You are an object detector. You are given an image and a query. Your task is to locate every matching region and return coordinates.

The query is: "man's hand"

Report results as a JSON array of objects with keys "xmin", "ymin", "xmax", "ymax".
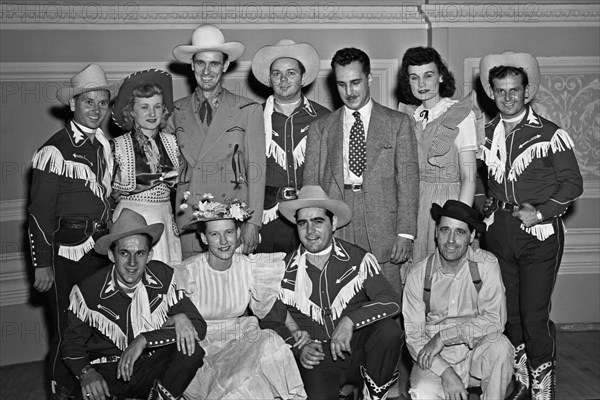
[
  {"xmin": 512, "ymin": 202, "xmax": 539, "ymax": 228},
  {"xmin": 33, "ymin": 267, "xmax": 54, "ymax": 292},
  {"xmin": 482, "ymin": 196, "xmax": 496, "ymax": 218},
  {"xmin": 390, "ymin": 236, "xmax": 413, "ymax": 264},
  {"xmin": 417, "ymin": 333, "xmax": 445, "ymax": 370},
  {"xmin": 240, "ymin": 223, "xmax": 260, "ymax": 254},
  {"xmin": 80, "ymin": 368, "xmax": 111, "ymax": 400},
  {"xmin": 330, "ymin": 316, "xmax": 353, "ymax": 361},
  {"xmin": 117, "ymin": 335, "xmax": 147, "ymax": 381},
  {"xmin": 170, "ymin": 313, "xmax": 199, "ymax": 356},
  {"xmin": 441, "ymin": 367, "xmax": 468, "ymax": 400},
  {"xmin": 299, "ymin": 341, "xmax": 325, "ymax": 369}
]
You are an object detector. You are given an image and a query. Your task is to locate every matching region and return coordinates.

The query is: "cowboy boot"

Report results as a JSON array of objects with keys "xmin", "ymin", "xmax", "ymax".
[
  {"xmin": 339, "ymin": 385, "xmax": 355, "ymax": 400},
  {"xmin": 531, "ymin": 361, "xmax": 555, "ymax": 400},
  {"xmin": 360, "ymin": 365, "xmax": 400, "ymax": 400},
  {"xmin": 147, "ymin": 380, "xmax": 177, "ymax": 400},
  {"xmin": 506, "ymin": 343, "xmax": 530, "ymax": 400}
]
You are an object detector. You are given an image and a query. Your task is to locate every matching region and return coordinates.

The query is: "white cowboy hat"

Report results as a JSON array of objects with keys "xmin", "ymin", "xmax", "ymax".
[
  {"xmin": 251, "ymin": 39, "xmax": 321, "ymax": 87},
  {"xmin": 479, "ymin": 51, "xmax": 540, "ymax": 102},
  {"xmin": 94, "ymin": 208, "xmax": 164, "ymax": 255},
  {"xmin": 172, "ymin": 24, "xmax": 244, "ymax": 63},
  {"xmin": 56, "ymin": 64, "xmax": 116, "ymax": 105},
  {"xmin": 279, "ymin": 185, "xmax": 352, "ymax": 228}
]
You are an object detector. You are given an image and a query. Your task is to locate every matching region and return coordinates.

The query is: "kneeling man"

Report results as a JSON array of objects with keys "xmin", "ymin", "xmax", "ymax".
[
  {"xmin": 403, "ymin": 200, "xmax": 513, "ymax": 399},
  {"xmin": 61, "ymin": 209, "xmax": 206, "ymax": 400},
  {"xmin": 262, "ymin": 185, "xmax": 403, "ymax": 399}
]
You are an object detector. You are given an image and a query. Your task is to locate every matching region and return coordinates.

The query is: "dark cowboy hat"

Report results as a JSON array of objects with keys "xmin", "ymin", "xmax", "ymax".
[
  {"xmin": 431, "ymin": 200, "xmax": 485, "ymax": 233},
  {"xmin": 94, "ymin": 209, "xmax": 164, "ymax": 255},
  {"xmin": 279, "ymin": 185, "xmax": 352, "ymax": 228}
]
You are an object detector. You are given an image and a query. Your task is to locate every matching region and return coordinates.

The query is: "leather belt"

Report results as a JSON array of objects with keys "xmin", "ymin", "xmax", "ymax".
[
  {"xmin": 60, "ymin": 219, "xmax": 110, "ymax": 233},
  {"xmin": 265, "ymin": 186, "xmax": 298, "ymax": 202},
  {"xmin": 344, "ymin": 184, "xmax": 363, "ymax": 192}
]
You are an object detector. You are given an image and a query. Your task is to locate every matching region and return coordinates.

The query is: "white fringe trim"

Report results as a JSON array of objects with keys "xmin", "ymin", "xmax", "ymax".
[
  {"xmin": 262, "ymin": 203, "xmax": 279, "ymax": 225},
  {"xmin": 267, "ymin": 139, "xmax": 287, "ymax": 170},
  {"xmin": 69, "ymin": 285, "xmax": 128, "ymax": 351},
  {"xmin": 293, "ymin": 136, "xmax": 306, "ymax": 168},
  {"xmin": 148, "ymin": 280, "xmax": 180, "ymax": 330},
  {"xmin": 330, "ymin": 253, "xmax": 380, "ymax": 320},
  {"xmin": 508, "ymin": 129, "xmax": 574, "ymax": 181},
  {"xmin": 58, "ymin": 236, "xmax": 95, "ymax": 262},
  {"xmin": 279, "ymin": 287, "xmax": 324, "ymax": 325},
  {"xmin": 522, "ymin": 223, "xmax": 555, "ymax": 241},
  {"xmin": 32, "ymin": 146, "xmax": 104, "ymax": 199}
]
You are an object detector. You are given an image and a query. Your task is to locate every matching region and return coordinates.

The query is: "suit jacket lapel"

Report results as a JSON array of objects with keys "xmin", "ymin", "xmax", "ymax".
[
  {"xmin": 365, "ymin": 102, "xmax": 388, "ymax": 180},
  {"xmin": 176, "ymin": 95, "xmax": 204, "ymax": 165},
  {"xmin": 197, "ymin": 89, "xmax": 236, "ymax": 160},
  {"xmin": 327, "ymin": 108, "xmax": 345, "ymax": 191}
]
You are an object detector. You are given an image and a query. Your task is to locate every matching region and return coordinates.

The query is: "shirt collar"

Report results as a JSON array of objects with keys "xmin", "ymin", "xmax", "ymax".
[
  {"xmin": 195, "ymin": 87, "xmax": 223, "ymax": 109},
  {"xmin": 344, "ymin": 99, "xmax": 372, "ymax": 121}
]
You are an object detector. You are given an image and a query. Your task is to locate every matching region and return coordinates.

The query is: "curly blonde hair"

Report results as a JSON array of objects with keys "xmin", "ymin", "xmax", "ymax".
[{"xmin": 120, "ymin": 83, "xmax": 172, "ymax": 131}]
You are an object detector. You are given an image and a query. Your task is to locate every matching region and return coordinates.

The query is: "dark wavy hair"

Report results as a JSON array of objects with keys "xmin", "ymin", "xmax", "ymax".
[
  {"xmin": 399, "ymin": 47, "xmax": 456, "ymax": 105},
  {"xmin": 488, "ymin": 66, "xmax": 529, "ymax": 91},
  {"xmin": 120, "ymin": 83, "xmax": 172, "ymax": 131},
  {"xmin": 331, "ymin": 47, "xmax": 371, "ymax": 76}
]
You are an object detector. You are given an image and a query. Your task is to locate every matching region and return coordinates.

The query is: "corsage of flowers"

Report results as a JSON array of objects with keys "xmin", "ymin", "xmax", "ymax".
[{"xmin": 180, "ymin": 192, "xmax": 252, "ymax": 223}]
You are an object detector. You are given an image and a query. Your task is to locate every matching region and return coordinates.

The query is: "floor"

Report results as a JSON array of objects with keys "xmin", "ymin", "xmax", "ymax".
[{"xmin": 1, "ymin": 331, "xmax": 598, "ymax": 399}]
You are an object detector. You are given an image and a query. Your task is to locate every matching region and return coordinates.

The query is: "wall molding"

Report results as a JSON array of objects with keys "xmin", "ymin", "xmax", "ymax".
[
  {"xmin": 1, "ymin": 3, "xmax": 598, "ymax": 30},
  {"xmin": 465, "ymin": 55, "xmax": 600, "ymax": 198}
]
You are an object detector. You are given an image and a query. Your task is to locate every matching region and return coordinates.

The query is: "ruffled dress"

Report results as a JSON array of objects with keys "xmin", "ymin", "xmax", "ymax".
[
  {"xmin": 172, "ymin": 252, "xmax": 306, "ymax": 400},
  {"xmin": 111, "ymin": 129, "xmax": 181, "ymax": 263},
  {"xmin": 410, "ymin": 98, "xmax": 478, "ymax": 263}
]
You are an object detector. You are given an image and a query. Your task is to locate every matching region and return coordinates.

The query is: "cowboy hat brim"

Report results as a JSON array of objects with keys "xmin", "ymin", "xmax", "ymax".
[
  {"xmin": 479, "ymin": 52, "xmax": 540, "ymax": 102},
  {"xmin": 279, "ymin": 198, "xmax": 352, "ymax": 228},
  {"xmin": 57, "ymin": 84, "xmax": 117, "ymax": 106},
  {"xmin": 94, "ymin": 223, "xmax": 164, "ymax": 255},
  {"xmin": 252, "ymin": 42, "xmax": 321, "ymax": 87},
  {"xmin": 173, "ymin": 42, "xmax": 245, "ymax": 63},
  {"xmin": 431, "ymin": 201, "xmax": 486, "ymax": 234},
  {"xmin": 111, "ymin": 69, "xmax": 174, "ymax": 130}
]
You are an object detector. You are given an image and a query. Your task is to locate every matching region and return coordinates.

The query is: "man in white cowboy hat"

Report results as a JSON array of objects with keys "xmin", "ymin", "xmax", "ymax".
[
  {"xmin": 403, "ymin": 200, "xmax": 513, "ymax": 400},
  {"xmin": 61, "ymin": 208, "xmax": 206, "ymax": 400},
  {"xmin": 28, "ymin": 63, "xmax": 116, "ymax": 399},
  {"xmin": 303, "ymin": 48, "xmax": 419, "ymax": 296},
  {"xmin": 261, "ymin": 185, "xmax": 403, "ymax": 400},
  {"xmin": 477, "ymin": 52, "xmax": 583, "ymax": 399},
  {"xmin": 168, "ymin": 24, "xmax": 265, "ymax": 259},
  {"xmin": 251, "ymin": 39, "xmax": 330, "ymax": 254}
]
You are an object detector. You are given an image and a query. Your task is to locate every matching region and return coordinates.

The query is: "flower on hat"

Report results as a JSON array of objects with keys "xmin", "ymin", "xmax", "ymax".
[{"xmin": 182, "ymin": 193, "xmax": 252, "ymax": 223}]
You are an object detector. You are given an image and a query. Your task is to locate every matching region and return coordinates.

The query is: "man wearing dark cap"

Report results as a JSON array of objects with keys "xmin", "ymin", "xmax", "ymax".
[
  {"xmin": 61, "ymin": 209, "xmax": 206, "ymax": 400},
  {"xmin": 403, "ymin": 200, "xmax": 513, "ymax": 400}
]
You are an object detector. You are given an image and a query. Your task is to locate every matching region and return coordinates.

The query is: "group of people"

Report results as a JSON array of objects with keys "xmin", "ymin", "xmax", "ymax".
[{"xmin": 28, "ymin": 22, "xmax": 583, "ymax": 400}]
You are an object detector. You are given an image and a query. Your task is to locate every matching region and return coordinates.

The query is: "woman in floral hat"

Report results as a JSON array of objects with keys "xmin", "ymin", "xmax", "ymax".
[
  {"xmin": 111, "ymin": 69, "xmax": 181, "ymax": 263},
  {"xmin": 172, "ymin": 195, "xmax": 307, "ymax": 399}
]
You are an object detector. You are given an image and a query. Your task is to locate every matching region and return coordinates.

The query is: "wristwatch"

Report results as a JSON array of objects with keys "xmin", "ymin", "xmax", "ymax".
[{"xmin": 536, "ymin": 210, "xmax": 543, "ymax": 222}]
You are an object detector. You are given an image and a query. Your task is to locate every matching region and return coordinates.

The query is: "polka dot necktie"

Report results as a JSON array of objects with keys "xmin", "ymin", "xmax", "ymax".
[{"xmin": 349, "ymin": 111, "xmax": 366, "ymax": 177}]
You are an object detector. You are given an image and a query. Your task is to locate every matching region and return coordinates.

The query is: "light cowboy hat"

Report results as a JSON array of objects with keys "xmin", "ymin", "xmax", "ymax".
[
  {"xmin": 251, "ymin": 39, "xmax": 321, "ymax": 87},
  {"xmin": 279, "ymin": 185, "xmax": 352, "ymax": 228},
  {"xmin": 173, "ymin": 24, "xmax": 245, "ymax": 63},
  {"xmin": 56, "ymin": 64, "xmax": 116, "ymax": 106},
  {"xmin": 112, "ymin": 69, "xmax": 174, "ymax": 130},
  {"xmin": 94, "ymin": 208, "xmax": 164, "ymax": 255},
  {"xmin": 479, "ymin": 51, "xmax": 540, "ymax": 103}
]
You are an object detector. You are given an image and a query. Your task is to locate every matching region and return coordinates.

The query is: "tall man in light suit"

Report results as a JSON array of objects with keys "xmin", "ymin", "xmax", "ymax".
[
  {"xmin": 303, "ymin": 47, "xmax": 419, "ymax": 294},
  {"xmin": 169, "ymin": 24, "xmax": 265, "ymax": 258}
]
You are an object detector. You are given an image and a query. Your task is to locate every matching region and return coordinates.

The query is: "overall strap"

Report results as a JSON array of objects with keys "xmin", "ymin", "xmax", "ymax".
[
  {"xmin": 468, "ymin": 259, "xmax": 482, "ymax": 293},
  {"xmin": 423, "ymin": 256, "xmax": 435, "ymax": 316}
]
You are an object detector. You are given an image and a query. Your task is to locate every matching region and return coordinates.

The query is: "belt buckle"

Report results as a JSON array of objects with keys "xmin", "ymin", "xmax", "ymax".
[
  {"xmin": 281, "ymin": 187, "xmax": 298, "ymax": 201},
  {"xmin": 350, "ymin": 184, "xmax": 362, "ymax": 192}
]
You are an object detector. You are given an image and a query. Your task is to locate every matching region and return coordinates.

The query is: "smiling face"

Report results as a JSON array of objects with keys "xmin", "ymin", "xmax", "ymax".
[
  {"xmin": 269, "ymin": 57, "xmax": 305, "ymax": 103},
  {"xmin": 435, "ymin": 216, "xmax": 475, "ymax": 268},
  {"xmin": 70, "ymin": 90, "xmax": 110, "ymax": 129},
  {"xmin": 296, "ymin": 207, "xmax": 338, "ymax": 253},
  {"xmin": 491, "ymin": 73, "xmax": 529, "ymax": 119},
  {"xmin": 200, "ymin": 219, "xmax": 241, "ymax": 263},
  {"xmin": 192, "ymin": 51, "xmax": 229, "ymax": 96},
  {"xmin": 334, "ymin": 61, "xmax": 372, "ymax": 111},
  {"xmin": 132, "ymin": 94, "xmax": 164, "ymax": 135},
  {"xmin": 108, "ymin": 234, "xmax": 153, "ymax": 289},
  {"xmin": 408, "ymin": 62, "xmax": 443, "ymax": 108}
]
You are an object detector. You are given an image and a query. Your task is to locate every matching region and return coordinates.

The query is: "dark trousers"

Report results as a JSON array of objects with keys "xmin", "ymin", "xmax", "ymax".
[
  {"xmin": 256, "ymin": 214, "xmax": 300, "ymax": 254},
  {"xmin": 74, "ymin": 345, "xmax": 205, "ymax": 399},
  {"xmin": 48, "ymin": 245, "xmax": 109, "ymax": 392},
  {"xmin": 299, "ymin": 318, "xmax": 402, "ymax": 400},
  {"xmin": 483, "ymin": 211, "xmax": 564, "ymax": 368}
]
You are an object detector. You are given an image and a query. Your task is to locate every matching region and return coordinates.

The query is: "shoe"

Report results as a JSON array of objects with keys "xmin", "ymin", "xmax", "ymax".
[
  {"xmin": 531, "ymin": 361, "xmax": 555, "ymax": 400},
  {"xmin": 506, "ymin": 343, "xmax": 530, "ymax": 400},
  {"xmin": 147, "ymin": 380, "xmax": 177, "ymax": 400},
  {"xmin": 360, "ymin": 365, "xmax": 399, "ymax": 400}
]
